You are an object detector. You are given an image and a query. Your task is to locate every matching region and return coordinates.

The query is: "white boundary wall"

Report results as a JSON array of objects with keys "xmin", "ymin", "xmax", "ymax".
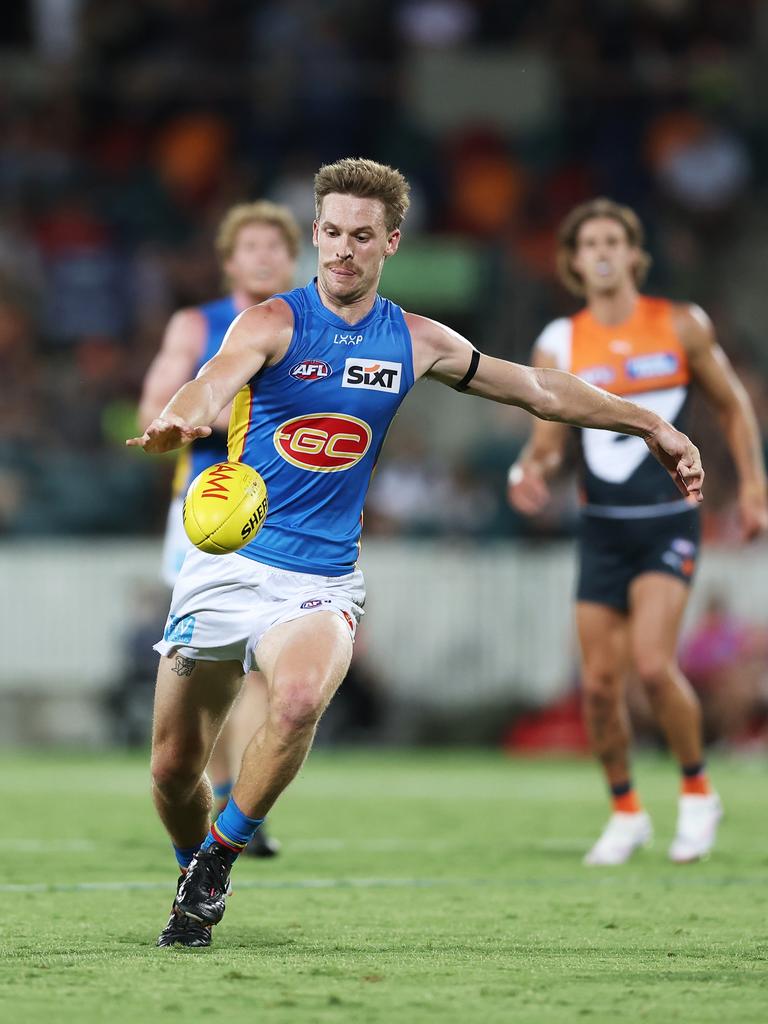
[
  {"xmin": 2, "ymin": 539, "xmax": 767, "ymax": 703},
  {"xmin": 0, "ymin": 538, "xmax": 766, "ymax": 748}
]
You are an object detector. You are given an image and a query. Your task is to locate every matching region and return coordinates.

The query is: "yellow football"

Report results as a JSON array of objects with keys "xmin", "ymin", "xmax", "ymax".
[{"xmin": 183, "ymin": 461, "xmax": 268, "ymax": 554}]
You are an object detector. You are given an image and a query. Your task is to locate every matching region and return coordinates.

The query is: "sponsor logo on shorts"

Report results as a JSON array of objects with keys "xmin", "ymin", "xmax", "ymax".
[
  {"xmin": 333, "ymin": 333, "xmax": 364, "ymax": 345},
  {"xmin": 671, "ymin": 538, "xmax": 695, "ymax": 557},
  {"xmin": 342, "ymin": 610, "xmax": 356, "ymax": 633},
  {"xmin": 625, "ymin": 352, "xmax": 679, "ymax": 379},
  {"xmin": 290, "ymin": 359, "xmax": 332, "ymax": 382},
  {"xmin": 273, "ymin": 413, "xmax": 372, "ymax": 472},
  {"xmin": 342, "ymin": 358, "xmax": 402, "ymax": 393},
  {"xmin": 164, "ymin": 614, "xmax": 196, "ymax": 643},
  {"xmin": 300, "ymin": 598, "xmax": 332, "ymax": 610},
  {"xmin": 662, "ymin": 549, "xmax": 696, "ymax": 577},
  {"xmin": 580, "ymin": 365, "xmax": 615, "ymax": 387}
]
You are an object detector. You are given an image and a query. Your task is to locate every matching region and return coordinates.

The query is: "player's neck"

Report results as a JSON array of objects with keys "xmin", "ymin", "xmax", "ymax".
[
  {"xmin": 585, "ymin": 285, "xmax": 639, "ymax": 326},
  {"xmin": 316, "ymin": 278, "xmax": 378, "ymax": 325}
]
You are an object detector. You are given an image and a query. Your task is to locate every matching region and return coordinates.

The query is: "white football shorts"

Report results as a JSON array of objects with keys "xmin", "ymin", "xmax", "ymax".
[
  {"xmin": 154, "ymin": 547, "xmax": 365, "ymax": 672},
  {"xmin": 160, "ymin": 495, "xmax": 192, "ymax": 588}
]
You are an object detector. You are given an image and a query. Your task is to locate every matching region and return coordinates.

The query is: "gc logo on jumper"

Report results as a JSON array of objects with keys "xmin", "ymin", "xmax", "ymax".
[{"xmin": 342, "ymin": 358, "xmax": 402, "ymax": 393}]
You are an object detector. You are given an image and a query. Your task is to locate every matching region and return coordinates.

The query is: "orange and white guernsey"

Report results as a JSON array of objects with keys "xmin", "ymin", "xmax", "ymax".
[{"xmin": 534, "ymin": 296, "xmax": 693, "ymax": 517}]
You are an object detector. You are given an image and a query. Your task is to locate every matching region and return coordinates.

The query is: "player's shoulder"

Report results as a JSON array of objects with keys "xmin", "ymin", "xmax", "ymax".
[
  {"xmin": 160, "ymin": 306, "xmax": 207, "ymax": 354},
  {"xmin": 402, "ymin": 310, "xmax": 463, "ymax": 350},
  {"xmin": 667, "ymin": 300, "xmax": 714, "ymax": 348},
  {"xmin": 167, "ymin": 305, "xmax": 207, "ymax": 330},
  {"xmin": 227, "ymin": 296, "xmax": 296, "ymax": 354},
  {"xmin": 533, "ymin": 317, "xmax": 572, "ymax": 369}
]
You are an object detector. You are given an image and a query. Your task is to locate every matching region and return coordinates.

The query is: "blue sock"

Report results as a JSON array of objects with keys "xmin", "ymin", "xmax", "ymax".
[
  {"xmin": 213, "ymin": 778, "xmax": 233, "ymax": 808},
  {"xmin": 202, "ymin": 796, "xmax": 264, "ymax": 857},
  {"xmin": 173, "ymin": 843, "xmax": 201, "ymax": 871}
]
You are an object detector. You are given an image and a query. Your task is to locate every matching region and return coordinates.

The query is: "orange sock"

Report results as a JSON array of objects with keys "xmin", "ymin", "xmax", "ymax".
[
  {"xmin": 681, "ymin": 773, "xmax": 711, "ymax": 796},
  {"xmin": 612, "ymin": 789, "xmax": 642, "ymax": 814}
]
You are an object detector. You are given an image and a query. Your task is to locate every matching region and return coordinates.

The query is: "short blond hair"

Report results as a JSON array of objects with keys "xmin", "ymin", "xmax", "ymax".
[
  {"xmin": 215, "ymin": 201, "xmax": 301, "ymax": 265},
  {"xmin": 557, "ymin": 197, "xmax": 652, "ymax": 296},
  {"xmin": 314, "ymin": 157, "xmax": 410, "ymax": 233}
]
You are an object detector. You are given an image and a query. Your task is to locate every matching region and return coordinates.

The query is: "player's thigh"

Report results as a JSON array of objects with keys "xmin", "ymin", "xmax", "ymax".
[
  {"xmin": 152, "ymin": 654, "xmax": 244, "ymax": 766},
  {"xmin": 256, "ymin": 611, "xmax": 354, "ymax": 720},
  {"xmin": 576, "ymin": 601, "xmax": 629, "ymax": 685},
  {"xmin": 628, "ymin": 572, "xmax": 690, "ymax": 667},
  {"xmin": 226, "ymin": 669, "xmax": 270, "ymax": 759}
]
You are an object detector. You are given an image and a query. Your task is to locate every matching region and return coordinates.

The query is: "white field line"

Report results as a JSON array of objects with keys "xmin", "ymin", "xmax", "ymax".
[
  {"xmin": 0, "ymin": 839, "xmax": 96, "ymax": 852},
  {"xmin": 0, "ymin": 873, "xmax": 761, "ymax": 895},
  {"xmin": 0, "ymin": 837, "xmax": 594, "ymax": 854},
  {"xmin": 0, "ymin": 877, "xmax": 493, "ymax": 894}
]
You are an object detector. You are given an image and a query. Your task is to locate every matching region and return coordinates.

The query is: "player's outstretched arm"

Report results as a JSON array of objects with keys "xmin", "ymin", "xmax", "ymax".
[
  {"xmin": 409, "ymin": 313, "xmax": 704, "ymax": 503},
  {"xmin": 675, "ymin": 304, "xmax": 767, "ymax": 539},
  {"xmin": 126, "ymin": 299, "xmax": 293, "ymax": 454}
]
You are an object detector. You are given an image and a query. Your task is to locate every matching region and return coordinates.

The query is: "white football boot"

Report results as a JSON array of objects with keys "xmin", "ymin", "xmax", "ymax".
[
  {"xmin": 669, "ymin": 793, "xmax": 723, "ymax": 863},
  {"xmin": 583, "ymin": 811, "xmax": 653, "ymax": 866}
]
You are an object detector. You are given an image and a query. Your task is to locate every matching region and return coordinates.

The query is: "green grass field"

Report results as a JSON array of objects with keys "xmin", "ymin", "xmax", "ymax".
[{"xmin": 1, "ymin": 750, "xmax": 766, "ymax": 1023}]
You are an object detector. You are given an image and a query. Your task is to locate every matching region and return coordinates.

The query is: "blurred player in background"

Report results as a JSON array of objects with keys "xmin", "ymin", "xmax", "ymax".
[
  {"xmin": 509, "ymin": 198, "xmax": 767, "ymax": 866},
  {"xmin": 137, "ymin": 200, "xmax": 300, "ymax": 856},
  {"xmin": 128, "ymin": 159, "xmax": 704, "ymax": 949}
]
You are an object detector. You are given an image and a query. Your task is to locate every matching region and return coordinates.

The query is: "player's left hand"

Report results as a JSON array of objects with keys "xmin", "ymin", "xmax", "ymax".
[
  {"xmin": 738, "ymin": 485, "xmax": 768, "ymax": 541},
  {"xmin": 645, "ymin": 423, "xmax": 704, "ymax": 502},
  {"xmin": 125, "ymin": 414, "xmax": 212, "ymax": 454}
]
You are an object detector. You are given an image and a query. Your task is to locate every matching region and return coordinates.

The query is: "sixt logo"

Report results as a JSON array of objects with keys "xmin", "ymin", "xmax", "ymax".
[
  {"xmin": 342, "ymin": 358, "xmax": 402, "ymax": 393},
  {"xmin": 201, "ymin": 462, "xmax": 238, "ymax": 500},
  {"xmin": 333, "ymin": 333, "xmax": 364, "ymax": 345},
  {"xmin": 290, "ymin": 359, "xmax": 332, "ymax": 382}
]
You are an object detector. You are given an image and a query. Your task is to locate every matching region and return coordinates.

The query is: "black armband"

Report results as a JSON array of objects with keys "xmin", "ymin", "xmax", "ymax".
[{"xmin": 454, "ymin": 349, "xmax": 480, "ymax": 391}]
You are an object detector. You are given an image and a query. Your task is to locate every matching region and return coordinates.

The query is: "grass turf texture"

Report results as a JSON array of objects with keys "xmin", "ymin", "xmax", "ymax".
[{"xmin": 1, "ymin": 750, "xmax": 766, "ymax": 1023}]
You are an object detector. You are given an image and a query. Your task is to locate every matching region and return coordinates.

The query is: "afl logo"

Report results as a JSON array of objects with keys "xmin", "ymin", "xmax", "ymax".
[
  {"xmin": 273, "ymin": 413, "xmax": 372, "ymax": 472},
  {"xmin": 290, "ymin": 359, "xmax": 332, "ymax": 382}
]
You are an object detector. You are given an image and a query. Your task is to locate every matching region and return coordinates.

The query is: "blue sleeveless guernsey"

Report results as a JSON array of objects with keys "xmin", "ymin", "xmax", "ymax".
[
  {"xmin": 172, "ymin": 296, "xmax": 238, "ymax": 496},
  {"xmin": 227, "ymin": 280, "xmax": 415, "ymax": 575}
]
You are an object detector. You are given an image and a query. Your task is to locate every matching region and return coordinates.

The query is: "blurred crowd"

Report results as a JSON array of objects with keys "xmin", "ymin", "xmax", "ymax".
[{"xmin": 1, "ymin": 0, "xmax": 768, "ymax": 541}]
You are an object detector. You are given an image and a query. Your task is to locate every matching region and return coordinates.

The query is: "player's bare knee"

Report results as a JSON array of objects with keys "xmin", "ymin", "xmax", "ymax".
[
  {"xmin": 635, "ymin": 657, "xmax": 674, "ymax": 698},
  {"xmin": 270, "ymin": 680, "xmax": 327, "ymax": 736},
  {"xmin": 151, "ymin": 746, "xmax": 205, "ymax": 800},
  {"xmin": 582, "ymin": 668, "xmax": 620, "ymax": 712}
]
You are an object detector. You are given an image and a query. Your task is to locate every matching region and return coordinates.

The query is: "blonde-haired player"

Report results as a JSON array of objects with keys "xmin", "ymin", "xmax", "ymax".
[
  {"xmin": 129, "ymin": 160, "xmax": 704, "ymax": 948},
  {"xmin": 138, "ymin": 200, "xmax": 300, "ymax": 857},
  {"xmin": 509, "ymin": 198, "xmax": 767, "ymax": 865}
]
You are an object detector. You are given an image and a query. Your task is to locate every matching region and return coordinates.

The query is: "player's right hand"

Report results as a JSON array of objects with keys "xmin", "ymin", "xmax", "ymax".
[
  {"xmin": 507, "ymin": 462, "xmax": 551, "ymax": 515},
  {"xmin": 645, "ymin": 422, "xmax": 704, "ymax": 503},
  {"xmin": 125, "ymin": 414, "xmax": 212, "ymax": 454},
  {"xmin": 738, "ymin": 485, "xmax": 768, "ymax": 542}
]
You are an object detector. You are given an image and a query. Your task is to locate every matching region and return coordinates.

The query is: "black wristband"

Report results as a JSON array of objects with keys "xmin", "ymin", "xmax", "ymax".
[{"xmin": 454, "ymin": 349, "xmax": 480, "ymax": 391}]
